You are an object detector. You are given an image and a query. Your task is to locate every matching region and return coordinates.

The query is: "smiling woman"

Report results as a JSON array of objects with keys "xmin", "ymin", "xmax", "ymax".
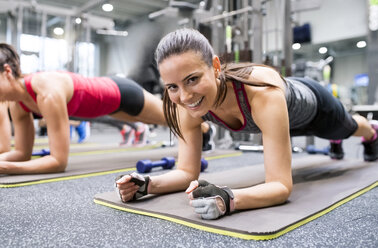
[
  {"xmin": 115, "ymin": 28, "xmax": 378, "ymax": 221},
  {"xmin": 159, "ymin": 51, "xmax": 219, "ymax": 120}
]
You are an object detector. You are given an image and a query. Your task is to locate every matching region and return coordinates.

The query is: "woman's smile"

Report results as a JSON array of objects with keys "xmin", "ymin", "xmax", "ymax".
[{"xmin": 186, "ymin": 96, "xmax": 204, "ymax": 109}]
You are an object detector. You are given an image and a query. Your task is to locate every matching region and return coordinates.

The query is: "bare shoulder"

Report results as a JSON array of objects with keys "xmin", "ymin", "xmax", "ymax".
[
  {"xmin": 248, "ymin": 66, "xmax": 285, "ymax": 89},
  {"xmin": 32, "ymin": 72, "xmax": 72, "ymax": 94},
  {"xmin": 252, "ymin": 86, "xmax": 286, "ymax": 107}
]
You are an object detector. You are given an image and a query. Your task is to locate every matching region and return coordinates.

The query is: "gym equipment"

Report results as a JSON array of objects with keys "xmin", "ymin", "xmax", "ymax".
[
  {"xmin": 136, "ymin": 157, "xmax": 175, "ymax": 173},
  {"xmin": 1, "ymin": 149, "xmax": 239, "ymax": 188},
  {"xmin": 306, "ymin": 145, "xmax": 329, "ymax": 155},
  {"xmin": 200, "ymin": 158, "xmax": 208, "ymax": 172},
  {"xmin": 136, "ymin": 157, "xmax": 208, "ymax": 173},
  {"xmin": 95, "ymin": 156, "xmax": 377, "ymax": 240},
  {"xmin": 32, "ymin": 149, "xmax": 50, "ymax": 156}
]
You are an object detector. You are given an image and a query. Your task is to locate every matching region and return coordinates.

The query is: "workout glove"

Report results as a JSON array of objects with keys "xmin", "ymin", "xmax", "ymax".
[
  {"xmin": 115, "ymin": 172, "xmax": 150, "ymax": 202},
  {"xmin": 186, "ymin": 180, "xmax": 234, "ymax": 220}
]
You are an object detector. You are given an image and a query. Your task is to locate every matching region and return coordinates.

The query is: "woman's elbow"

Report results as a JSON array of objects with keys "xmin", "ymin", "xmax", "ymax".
[
  {"xmin": 56, "ymin": 160, "xmax": 68, "ymax": 173},
  {"xmin": 177, "ymin": 168, "xmax": 200, "ymax": 184},
  {"xmin": 50, "ymin": 164, "xmax": 66, "ymax": 173},
  {"xmin": 49, "ymin": 157, "xmax": 68, "ymax": 173},
  {"xmin": 277, "ymin": 183, "xmax": 292, "ymax": 204}
]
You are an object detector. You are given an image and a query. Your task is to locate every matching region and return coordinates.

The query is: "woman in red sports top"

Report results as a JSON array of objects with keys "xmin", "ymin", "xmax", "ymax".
[{"xmin": 0, "ymin": 43, "xmax": 165, "ymax": 174}]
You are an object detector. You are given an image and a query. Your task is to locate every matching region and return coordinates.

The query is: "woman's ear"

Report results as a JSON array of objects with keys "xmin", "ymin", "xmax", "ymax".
[
  {"xmin": 212, "ymin": 56, "xmax": 221, "ymax": 76},
  {"xmin": 2, "ymin": 64, "xmax": 13, "ymax": 78}
]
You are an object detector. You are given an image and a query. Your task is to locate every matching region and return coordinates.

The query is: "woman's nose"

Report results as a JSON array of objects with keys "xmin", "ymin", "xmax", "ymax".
[{"xmin": 179, "ymin": 88, "xmax": 193, "ymax": 103}]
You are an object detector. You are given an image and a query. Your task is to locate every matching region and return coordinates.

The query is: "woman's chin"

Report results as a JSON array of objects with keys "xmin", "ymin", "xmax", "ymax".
[{"xmin": 187, "ymin": 107, "xmax": 207, "ymax": 119}]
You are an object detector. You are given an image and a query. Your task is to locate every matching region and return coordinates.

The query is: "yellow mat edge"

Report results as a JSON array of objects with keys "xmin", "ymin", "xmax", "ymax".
[
  {"xmin": 30, "ymin": 142, "xmax": 164, "ymax": 159},
  {"xmin": 94, "ymin": 181, "xmax": 377, "ymax": 240},
  {"xmin": 0, "ymin": 168, "xmax": 136, "ymax": 188},
  {"xmin": 0, "ymin": 151, "xmax": 242, "ymax": 188}
]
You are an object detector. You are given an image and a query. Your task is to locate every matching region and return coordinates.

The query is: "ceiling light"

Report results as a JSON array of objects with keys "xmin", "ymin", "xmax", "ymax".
[
  {"xmin": 356, "ymin": 40, "xmax": 366, "ymax": 48},
  {"xmin": 318, "ymin": 47, "xmax": 327, "ymax": 54},
  {"xmin": 53, "ymin": 27, "xmax": 64, "ymax": 36},
  {"xmin": 292, "ymin": 43, "xmax": 301, "ymax": 50},
  {"xmin": 96, "ymin": 29, "xmax": 128, "ymax": 37},
  {"xmin": 75, "ymin": 17, "xmax": 82, "ymax": 24},
  {"xmin": 102, "ymin": 3, "xmax": 113, "ymax": 12}
]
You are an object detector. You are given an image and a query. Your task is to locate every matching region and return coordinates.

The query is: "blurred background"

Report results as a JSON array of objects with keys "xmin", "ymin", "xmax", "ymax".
[{"xmin": 0, "ymin": 0, "xmax": 376, "ymax": 144}]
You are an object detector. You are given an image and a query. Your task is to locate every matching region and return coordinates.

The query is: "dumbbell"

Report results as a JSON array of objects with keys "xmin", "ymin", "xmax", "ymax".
[
  {"xmin": 200, "ymin": 158, "xmax": 208, "ymax": 172},
  {"xmin": 137, "ymin": 157, "xmax": 176, "ymax": 173},
  {"xmin": 306, "ymin": 145, "xmax": 329, "ymax": 155},
  {"xmin": 136, "ymin": 157, "xmax": 209, "ymax": 173},
  {"xmin": 32, "ymin": 149, "xmax": 50, "ymax": 157}
]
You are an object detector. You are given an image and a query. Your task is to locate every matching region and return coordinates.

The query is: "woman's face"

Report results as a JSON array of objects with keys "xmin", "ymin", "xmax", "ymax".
[{"xmin": 159, "ymin": 51, "xmax": 218, "ymax": 118}]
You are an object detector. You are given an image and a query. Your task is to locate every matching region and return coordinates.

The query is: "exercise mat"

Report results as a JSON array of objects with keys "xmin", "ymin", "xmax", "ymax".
[
  {"xmin": 94, "ymin": 156, "xmax": 377, "ymax": 240},
  {"xmin": 31, "ymin": 141, "xmax": 166, "ymax": 157},
  {"xmin": 0, "ymin": 148, "xmax": 241, "ymax": 188}
]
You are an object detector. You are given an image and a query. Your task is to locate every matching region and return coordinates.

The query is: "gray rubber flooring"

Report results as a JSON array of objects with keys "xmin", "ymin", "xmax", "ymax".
[{"xmin": 0, "ymin": 126, "xmax": 377, "ymax": 247}]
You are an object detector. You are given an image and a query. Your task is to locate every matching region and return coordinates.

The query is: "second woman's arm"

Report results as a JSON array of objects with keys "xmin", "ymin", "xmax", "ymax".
[{"xmin": 0, "ymin": 73, "xmax": 72, "ymax": 174}]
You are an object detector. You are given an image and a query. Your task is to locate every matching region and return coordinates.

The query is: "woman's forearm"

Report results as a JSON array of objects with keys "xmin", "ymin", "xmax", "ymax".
[
  {"xmin": 149, "ymin": 169, "xmax": 199, "ymax": 194},
  {"xmin": 233, "ymin": 181, "xmax": 292, "ymax": 210},
  {"xmin": 0, "ymin": 150, "xmax": 30, "ymax": 162},
  {"xmin": 0, "ymin": 155, "xmax": 66, "ymax": 174}
]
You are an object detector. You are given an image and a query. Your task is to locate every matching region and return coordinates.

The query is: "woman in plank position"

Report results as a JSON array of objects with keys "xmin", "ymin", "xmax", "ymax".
[
  {"xmin": 116, "ymin": 28, "xmax": 377, "ymax": 219},
  {"xmin": 0, "ymin": 43, "xmax": 168, "ymax": 174}
]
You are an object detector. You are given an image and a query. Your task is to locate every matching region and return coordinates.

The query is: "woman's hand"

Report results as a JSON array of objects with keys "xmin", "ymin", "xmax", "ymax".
[
  {"xmin": 186, "ymin": 180, "xmax": 234, "ymax": 220},
  {"xmin": 115, "ymin": 172, "xmax": 150, "ymax": 202}
]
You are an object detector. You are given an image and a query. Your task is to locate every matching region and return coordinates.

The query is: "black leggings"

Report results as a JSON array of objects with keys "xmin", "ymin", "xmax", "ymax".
[
  {"xmin": 288, "ymin": 77, "xmax": 358, "ymax": 140},
  {"xmin": 110, "ymin": 77, "xmax": 145, "ymax": 116}
]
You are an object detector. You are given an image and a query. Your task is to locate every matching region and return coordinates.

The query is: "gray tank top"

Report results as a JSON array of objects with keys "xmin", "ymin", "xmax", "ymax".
[{"xmin": 201, "ymin": 78, "xmax": 317, "ymax": 133}]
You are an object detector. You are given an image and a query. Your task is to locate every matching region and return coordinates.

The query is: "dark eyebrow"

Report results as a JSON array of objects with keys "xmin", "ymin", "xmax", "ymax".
[{"xmin": 182, "ymin": 72, "xmax": 198, "ymax": 82}]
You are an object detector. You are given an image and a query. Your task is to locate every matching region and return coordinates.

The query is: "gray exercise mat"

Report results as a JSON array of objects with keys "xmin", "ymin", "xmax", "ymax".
[
  {"xmin": 94, "ymin": 156, "xmax": 377, "ymax": 240},
  {"xmin": 0, "ymin": 148, "xmax": 240, "ymax": 187},
  {"xmin": 32, "ymin": 142, "xmax": 164, "ymax": 154}
]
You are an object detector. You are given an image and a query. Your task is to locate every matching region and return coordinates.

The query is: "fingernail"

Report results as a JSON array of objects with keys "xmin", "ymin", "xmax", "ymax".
[{"xmin": 116, "ymin": 176, "xmax": 125, "ymax": 184}]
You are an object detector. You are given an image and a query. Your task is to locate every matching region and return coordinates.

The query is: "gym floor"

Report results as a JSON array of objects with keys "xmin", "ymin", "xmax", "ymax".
[{"xmin": 0, "ymin": 125, "xmax": 377, "ymax": 247}]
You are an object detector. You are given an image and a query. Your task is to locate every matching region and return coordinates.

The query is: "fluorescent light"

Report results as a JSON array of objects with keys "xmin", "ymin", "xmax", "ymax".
[
  {"xmin": 75, "ymin": 17, "xmax": 82, "ymax": 24},
  {"xmin": 356, "ymin": 40, "xmax": 366, "ymax": 48},
  {"xmin": 53, "ymin": 27, "xmax": 64, "ymax": 35},
  {"xmin": 292, "ymin": 43, "xmax": 301, "ymax": 50},
  {"xmin": 318, "ymin": 46, "xmax": 327, "ymax": 54},
  {"xmin": 96, "ymin": 29, "xmax": 128, "ymax": 37},
  {"xmin": 102, "ymin": 3, "xmax": 113, "ymax": 12}
]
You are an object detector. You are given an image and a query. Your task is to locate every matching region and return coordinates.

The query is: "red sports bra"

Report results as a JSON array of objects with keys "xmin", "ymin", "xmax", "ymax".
[{"xmin": 19, "ymin": 72, "xmax": 121, "ymax": 118}]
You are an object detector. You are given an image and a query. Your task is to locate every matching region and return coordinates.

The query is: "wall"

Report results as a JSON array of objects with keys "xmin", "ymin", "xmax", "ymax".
[
  {"xmin": 264, "ymin": 0, "xmax": 368, "ymax": 52},
  {"xmin": 0, "ymin": 14, "xmax": 7, "ymax": 42},
  {"xmin": 333, "ymin": 53, "xmax": 368, "ymax": 87},
  {"xmin": 295, "ymin": 0, "xmax": 367, "ymax": 44},
  {"xmin": 99, "ymin": 0, "xmax": 369, "ymax": 94},
  {"xmin": 99, "ymin": 17, "xmax": 181, "ymax": 77}
]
